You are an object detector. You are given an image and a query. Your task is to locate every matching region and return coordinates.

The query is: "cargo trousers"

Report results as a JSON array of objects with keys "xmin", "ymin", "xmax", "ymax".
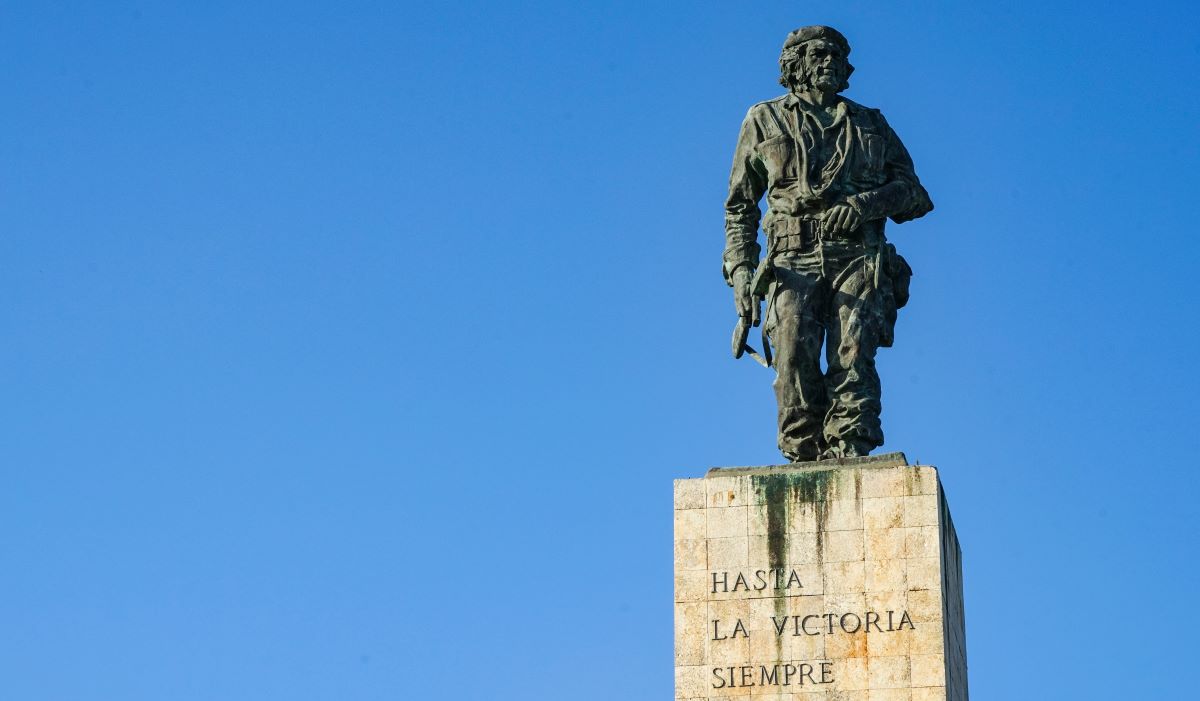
[{"xmin": 764, "ymin": 235, "xmax": 888, "ymax": 461}]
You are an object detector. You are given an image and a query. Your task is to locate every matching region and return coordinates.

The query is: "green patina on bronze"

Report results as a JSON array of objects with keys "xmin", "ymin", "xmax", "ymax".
[{"xmin": 723, "ymin": 25, "xmax": 933, "ymax": 463}]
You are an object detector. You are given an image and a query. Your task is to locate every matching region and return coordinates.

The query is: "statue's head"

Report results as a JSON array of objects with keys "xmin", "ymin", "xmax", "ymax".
[{"xmin": 778, "ymin": 25, "xmax": 854, "ymax": 94}]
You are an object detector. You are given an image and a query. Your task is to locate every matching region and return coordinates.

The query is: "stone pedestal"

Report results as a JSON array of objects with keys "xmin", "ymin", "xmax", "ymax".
[{"xmin": 673, "ymin": 453, "xmax": 967, "ymax": 700}]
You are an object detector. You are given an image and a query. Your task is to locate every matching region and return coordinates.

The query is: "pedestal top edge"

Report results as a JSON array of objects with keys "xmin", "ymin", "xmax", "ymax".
[{"xmin": 703, "ymin": 451, "xmax": 912, "ymax": 478}]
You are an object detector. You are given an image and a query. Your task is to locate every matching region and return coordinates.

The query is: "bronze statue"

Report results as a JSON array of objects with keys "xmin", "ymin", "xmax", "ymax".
[{"xmin": 725, "ymin": 26, "xmax": 933, "ymax": 461}]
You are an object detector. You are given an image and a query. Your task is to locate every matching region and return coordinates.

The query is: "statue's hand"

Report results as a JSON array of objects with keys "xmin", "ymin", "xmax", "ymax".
[
  {"xmin": 732, "ymin": 266, "xmax": 754, "ymax": 319},
  {"xmin": 820, "ymin": 203, "xmax": 862, "ymax": 238}
]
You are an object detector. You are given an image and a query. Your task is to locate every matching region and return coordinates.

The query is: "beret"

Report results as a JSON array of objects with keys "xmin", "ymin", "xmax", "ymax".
[{"xmin": 781, "ymin": 26, "xmax": 851, "ymax": 56}]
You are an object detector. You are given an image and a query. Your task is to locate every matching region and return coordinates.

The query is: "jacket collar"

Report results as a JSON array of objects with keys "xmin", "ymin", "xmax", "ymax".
[{"xmin": 782, "ymin": 91, "xmax": 863, "ymax": 118}]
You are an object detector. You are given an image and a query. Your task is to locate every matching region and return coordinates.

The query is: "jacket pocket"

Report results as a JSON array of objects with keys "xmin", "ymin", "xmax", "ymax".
[
  {"xmin": 851, "ymin": 128, "xmax": 888, "ymax": 187},
  {"xmin": 755, "ymin": 134, "xmax": 794, "ymax": 181},
  {"xmin": 856, "ymin": 126, "xmax": 886, "ymax": 164}
]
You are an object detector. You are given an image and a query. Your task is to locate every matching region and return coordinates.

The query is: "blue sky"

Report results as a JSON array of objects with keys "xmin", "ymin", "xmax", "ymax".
[{"xmin": 2, "ymin": 1, "xmax": 1198, "ymax": 699}]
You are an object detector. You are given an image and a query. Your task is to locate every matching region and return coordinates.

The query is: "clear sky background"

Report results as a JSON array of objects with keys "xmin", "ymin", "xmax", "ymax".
[{"xmin": 2, "ymin": 1, "xmax": 1198, "ymax": 699}]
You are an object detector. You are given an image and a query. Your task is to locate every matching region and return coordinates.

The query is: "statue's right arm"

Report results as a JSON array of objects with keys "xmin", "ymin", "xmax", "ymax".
[{"xmin": 723, "ymin": 109, "xmax": 768, "ymax": 288}]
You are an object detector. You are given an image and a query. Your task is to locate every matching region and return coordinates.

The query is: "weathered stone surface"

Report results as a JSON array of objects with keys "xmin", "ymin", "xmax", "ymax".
[{"xmin": 674, "ymin": 454, "xmax": 968, "ymax": 700}]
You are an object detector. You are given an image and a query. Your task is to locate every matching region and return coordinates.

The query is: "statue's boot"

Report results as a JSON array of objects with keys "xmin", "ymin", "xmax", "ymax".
[
  {"xmin": 819, "ymin": 438, "xmax": 872, "ymax": 460},
  {"xmin": 783, "ymin": 448, "xmax": 820, "ymax": 464}
]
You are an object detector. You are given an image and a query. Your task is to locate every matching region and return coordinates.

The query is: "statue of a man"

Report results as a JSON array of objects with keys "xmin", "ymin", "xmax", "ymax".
[{"xmin": 724, "ymin": 26, "xmax": 933, "ymax": 461}]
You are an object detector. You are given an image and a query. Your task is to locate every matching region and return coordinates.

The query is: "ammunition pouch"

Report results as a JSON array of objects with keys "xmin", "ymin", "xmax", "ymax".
[
  {"xmin": 879, "ymin": 242, "xmax": 913, "ymax": 348},
  {"xmin": 765, "ymin": 217, "xmax": 822, "ymax": 253}
]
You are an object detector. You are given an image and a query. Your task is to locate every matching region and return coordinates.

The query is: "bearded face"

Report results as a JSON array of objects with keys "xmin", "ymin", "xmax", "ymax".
[{"xmin": 784, "ymin": 38, "xmax": 852, "ymax": 93}]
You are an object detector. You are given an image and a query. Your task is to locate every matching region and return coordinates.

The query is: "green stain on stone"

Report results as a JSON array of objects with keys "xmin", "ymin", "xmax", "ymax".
[
  {"xmin": 753, "ymin": 474, "xmax": 791, "ymax": 664},
  {"xmin": 790, "ymin": 469, "xmax": 836, "ymax": 561},
  {"xmin": 755, "ymin": 474, "xmax": 791, "ymax": 571},
  {"xmin": 753, "ymin": 469, "xmax": 839, "ymax": 566},
  {"xmin": 752, "ymin": 469, "xmax": 839, "ymax": 665},
  {"xmin": 786, "ymin": 468, "xmax": 835, "ymax": 505},
  {"xmin": 906, "ymin": 466, "xmax": 926, "ymax": 496}
]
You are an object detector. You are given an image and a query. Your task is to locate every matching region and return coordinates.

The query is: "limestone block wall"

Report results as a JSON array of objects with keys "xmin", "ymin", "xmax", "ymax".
[{"xmin": 673, "ymin": 456, "xmax": 968, "ymax": 700}]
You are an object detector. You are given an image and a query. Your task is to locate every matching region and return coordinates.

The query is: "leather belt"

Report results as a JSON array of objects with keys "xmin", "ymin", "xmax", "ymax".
[{"xmin": 769, "ymin": 218, "xmax": 822, "ymax": 252}]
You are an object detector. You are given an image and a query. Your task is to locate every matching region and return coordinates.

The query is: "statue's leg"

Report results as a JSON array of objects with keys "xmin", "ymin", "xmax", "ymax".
[
  {"xmin": 823, "ymin": 257, "xmax": 885, "ymax": 456},
  {"xmin": 766, "ymin": 264, "xmax": 829, "ymax": 461}
]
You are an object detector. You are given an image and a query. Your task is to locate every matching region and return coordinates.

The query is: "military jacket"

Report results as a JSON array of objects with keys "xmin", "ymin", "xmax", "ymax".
[{"xmin": 723, "ymin": 92, "xmax": 933, "ymax": 282}]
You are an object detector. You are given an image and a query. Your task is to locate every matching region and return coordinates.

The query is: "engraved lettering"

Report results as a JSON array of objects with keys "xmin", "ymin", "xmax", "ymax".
[
  {"xmin": 866, "ymin": 611, "xmax": 883, "ymax": 632},
  {"xmin": 770, "ymin": 611, "xmax": 911, "ymax": 636},
  {"xmin": 772, "ymin": 616, "xmax": 788, "ymax": 636},
  {"xmin": 799, "ymin": 662, "xmax": 816, "ymax": 684},
  {"xmin": 705, "ymin": 568, "xmax": 805, "ymax": 596},
  {"xmin": 761, "ymin": 665, "xmax": 778, "ymax": 685},
  {"xmin": 732, "ymin": 619, "xmax": 749, "ymax": 638},
  {"xmin": 710, "ymin": 618, "xmax": 750, "ymax": 640},
  {"xmin": 712, "ymin": 667, "xmax": 726, "ymax": 689},
  {"xmin": 782, "ymin": 663, "xmax": 797, "ymax": 685},
  {"xmin": 713, "ymin": 661, "xmax": 836, "ymax": 687}
]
